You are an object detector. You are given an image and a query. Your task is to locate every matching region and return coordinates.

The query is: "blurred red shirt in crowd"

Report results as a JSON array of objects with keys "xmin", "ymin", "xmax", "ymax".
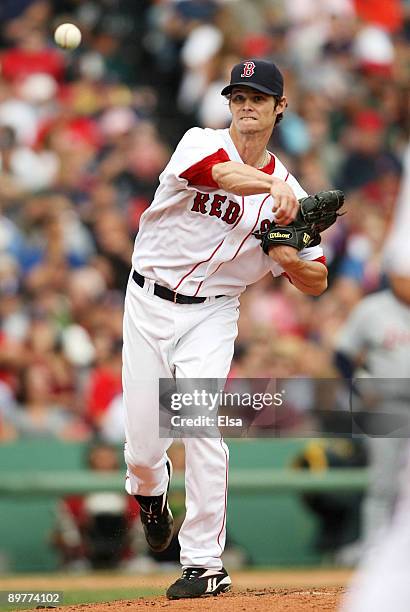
[
  {"xmin": 85, "ymin": 367, "xmax": 122, "ymax": 428},
  {"xmin": 353, "ymin": 0, "xmax": 403, "ymax": 33}
]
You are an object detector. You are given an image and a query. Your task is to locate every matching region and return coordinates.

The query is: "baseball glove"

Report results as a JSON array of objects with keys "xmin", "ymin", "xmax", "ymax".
[{"xmin": 254, "ymin": 189, "xmax": 345, "ymax": 254}]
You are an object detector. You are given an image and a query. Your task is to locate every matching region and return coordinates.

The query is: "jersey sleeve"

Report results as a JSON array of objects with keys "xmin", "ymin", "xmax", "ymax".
[
  {"xmin": 334, "ymin": 301, "xmax": 371, "ymax": 358},
  {"xmin": 298, "ymin": 244, "xmax": 325, "ymax": 261},
  {"xmin": 180, "ymin": 148, "xmax": 230, "ymax": 188},
  {"xmin": 164, "ymin": 127, "xmax": 230, "ymax": 191}
]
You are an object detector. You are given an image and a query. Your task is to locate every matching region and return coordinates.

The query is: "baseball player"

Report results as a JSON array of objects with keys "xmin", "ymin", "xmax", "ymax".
[
  {"xmin": 122, "ymin": 59, "xmax": 329, "ymax": 599},
  {"xmin": 340, "ymin": 143, "xmax": 410, "ymax": 612},
  {"xmin": 334, "ymin": 273, "xmax": 410, "ymax": 552},
  {"xmin": 334, "ymin": 144, "xmax": 410, "ymax": 561}
]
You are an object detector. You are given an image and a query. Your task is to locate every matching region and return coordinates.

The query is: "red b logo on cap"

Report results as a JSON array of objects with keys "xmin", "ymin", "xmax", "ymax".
[{"xmin": 241, "ymin": 61, "xmax": 255, "ymax": 77}]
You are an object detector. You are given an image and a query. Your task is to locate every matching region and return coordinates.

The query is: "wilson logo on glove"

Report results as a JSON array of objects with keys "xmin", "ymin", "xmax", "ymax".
[
  {"xmin": 268, "ymin": 230, "xmax": 292, "ymax": 240},
  {"xmin": 303, "ymin": 232, "xmax": 311, "ymax": 245}
]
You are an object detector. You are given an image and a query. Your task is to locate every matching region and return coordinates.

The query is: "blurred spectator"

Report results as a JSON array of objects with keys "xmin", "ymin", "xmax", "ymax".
[
  {"xmin": 51, "ymin": 441, "xmax": 140, "ymax": 570},
  {"xmin": 337, "ymin": 110, "xmax": 401, "ymax": 193},
  {"xmin": 353, "ymin": 0, "xmax": 404, "ymax": 33},
  {"xmin": 10, "ymin": 342, "xmax": 87, "ymax": 439},
  {"xmin": 292, "ymin": 439, "xmax": 367, "ymax": 556},
  {"xmin": 1, "ymin": 28, "xmax": 64, "ymax": 83},
  {"xmin": 0, "ymin": 124, "xmax": 59, "ymax": 191},
  {"xmin": 85, "ymin": 334, "xmax": 122, "ymax": 431},
  {"xmin": 99, "ymin": 393, "xmax": 125, "ymax": 444},
  {"xmin": 0, "ymin": 379, "xmax": 18, "ymax": 441}
]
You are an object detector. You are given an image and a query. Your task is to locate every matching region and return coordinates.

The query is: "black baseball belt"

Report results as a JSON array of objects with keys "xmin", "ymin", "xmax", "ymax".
[{"xmin": 132, "ymin": 270, "xmax": 224, "ymax": 305}]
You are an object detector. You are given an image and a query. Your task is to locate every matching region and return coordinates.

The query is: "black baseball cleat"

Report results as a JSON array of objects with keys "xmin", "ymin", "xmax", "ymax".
[
  {"xmin": 134, "ymin": 459, "xmax": 173, "ymax": 552},
  {"xmin": 166, "ymin": 567, "xmax": 231, "ymax": 599}
]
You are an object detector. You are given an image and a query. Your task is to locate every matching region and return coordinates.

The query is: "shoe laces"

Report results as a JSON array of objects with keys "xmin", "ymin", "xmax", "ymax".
[
  {"xmin": 182, "ymin": 568, "xmax": 202, "ymax": 581},
  {"xmin": 140, "ymin": 499, "xmax": 163, "ymax": 525}
]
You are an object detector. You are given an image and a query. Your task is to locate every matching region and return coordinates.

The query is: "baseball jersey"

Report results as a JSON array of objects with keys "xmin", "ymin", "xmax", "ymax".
[
  {"xmin": 383, "ymin": 143, "xmax": 410, "ymax": 275},
  {"xmin": 132, "ymin": 127, "xmax": 324, "ymax": 297},
  {"xmin": 336, "ymin": 290, "xmax": 410, "ymax": 379}
]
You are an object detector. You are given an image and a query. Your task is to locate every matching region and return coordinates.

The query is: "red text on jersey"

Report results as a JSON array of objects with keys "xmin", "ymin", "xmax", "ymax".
[{"xmin": 191, "ymin": 192, "xmax": 241, "ymax": 225}]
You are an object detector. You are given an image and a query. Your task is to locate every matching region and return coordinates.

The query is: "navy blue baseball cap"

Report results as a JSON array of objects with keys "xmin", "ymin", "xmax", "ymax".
[{"xmin": 221, "ymin": 59, "xmax": 284, "ymax": 97}]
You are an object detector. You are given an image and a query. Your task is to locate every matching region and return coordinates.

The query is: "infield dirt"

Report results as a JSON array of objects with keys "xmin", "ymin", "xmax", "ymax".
[
  {"xmin": 1, "ymin": 569, "xmax": 350, "ymax": 612},
  {"xmin": 55, "ymin": 587, "xmax": 343, "ymax": 611}
]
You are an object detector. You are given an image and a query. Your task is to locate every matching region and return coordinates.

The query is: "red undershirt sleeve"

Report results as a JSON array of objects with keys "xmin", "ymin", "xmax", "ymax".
[
  {"xmin": 179, "ymin": 148, "xmax": 230, "ymax": 188},
  {"xmin": 312, "ymin": 255, "xmax": 327, "ymax": 267}
]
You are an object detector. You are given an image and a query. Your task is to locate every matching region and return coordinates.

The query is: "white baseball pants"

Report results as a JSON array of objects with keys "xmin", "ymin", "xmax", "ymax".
[{"xmin": 122, "ymin": 275, "xmax": 239, "ymax": 569}]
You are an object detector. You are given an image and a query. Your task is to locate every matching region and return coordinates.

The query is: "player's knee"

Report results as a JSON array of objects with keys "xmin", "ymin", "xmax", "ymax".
[{"xmin": 124, "ymin": 447, "xmax": 161, "ymax": 472}]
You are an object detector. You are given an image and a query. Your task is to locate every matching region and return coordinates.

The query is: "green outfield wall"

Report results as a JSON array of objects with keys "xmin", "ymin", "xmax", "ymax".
[{"xmin": 0, "ymin": 440, "xmax": 367, "ymax": 572}]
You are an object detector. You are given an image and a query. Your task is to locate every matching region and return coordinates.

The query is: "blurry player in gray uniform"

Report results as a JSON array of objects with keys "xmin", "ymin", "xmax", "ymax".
[
  {"xmin": 341, "ymin": 443, "xmax": 410, "ymax": 611},
  {"xmin": 340, "ymin": 143, "xmax": 410, "ymax": 611},
  {"xmin": 335, "ymin": 269, "xmax": 410, "ymax": 550}
]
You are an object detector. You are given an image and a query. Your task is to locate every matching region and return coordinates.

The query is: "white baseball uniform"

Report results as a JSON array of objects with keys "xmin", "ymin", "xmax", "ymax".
[{"xmin": 122, "ymin": 126, "xmax": 324, "ymax": 569}]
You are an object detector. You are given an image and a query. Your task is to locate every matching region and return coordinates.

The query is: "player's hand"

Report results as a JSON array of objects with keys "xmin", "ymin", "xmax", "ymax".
[{"xmin": 270, "ymin": 180, "xmax": 299, "ymax": 225}]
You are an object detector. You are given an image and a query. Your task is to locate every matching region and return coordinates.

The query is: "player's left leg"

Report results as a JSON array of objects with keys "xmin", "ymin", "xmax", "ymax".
[{"xmin": 166, "ymin": 295, "xmax": 239, "ymax": 599}]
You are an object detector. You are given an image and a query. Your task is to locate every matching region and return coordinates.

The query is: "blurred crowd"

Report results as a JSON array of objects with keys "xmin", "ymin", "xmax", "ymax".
[{"xmin": 0, "ymin": 0, "xmax": 409, "ymax": 442}]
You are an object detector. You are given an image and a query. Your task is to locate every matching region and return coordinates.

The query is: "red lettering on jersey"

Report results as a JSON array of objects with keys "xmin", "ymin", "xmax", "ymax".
[
  {"xmin": 209, "ymin": 194, "xmax": 226, "ymax": 218},
  {"xmin": 191, "ymin": 192, "xmax": 241, "ymax": 225},
  {"xmin": 241, "ymin": 61, "xmax": 256, "ymax": 77},
  {"xmin": 259, "ymin": 218, "xmax": 271, "ymax": 234},
  {"xmin": 383, "ymin": 328, "xmax": 410, "ymax": 350},
  {"xmin": 222, "ymin": 200, "xmax": 240, "ymax": 224},
  {"xmin": 191, "ymin": 192, "xmax": 210, "ymax": 214}
]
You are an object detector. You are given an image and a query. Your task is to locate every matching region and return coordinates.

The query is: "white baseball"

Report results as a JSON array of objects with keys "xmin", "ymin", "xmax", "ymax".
[{"xmin": 54, "ymin": 23, "xmax": 82, "ymax": 50}]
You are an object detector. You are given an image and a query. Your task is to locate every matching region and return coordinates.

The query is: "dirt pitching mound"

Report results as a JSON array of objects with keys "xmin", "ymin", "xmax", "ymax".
[{"xmin": 50, "ymin": 587, "xmax": 343, "ymax": 612}]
